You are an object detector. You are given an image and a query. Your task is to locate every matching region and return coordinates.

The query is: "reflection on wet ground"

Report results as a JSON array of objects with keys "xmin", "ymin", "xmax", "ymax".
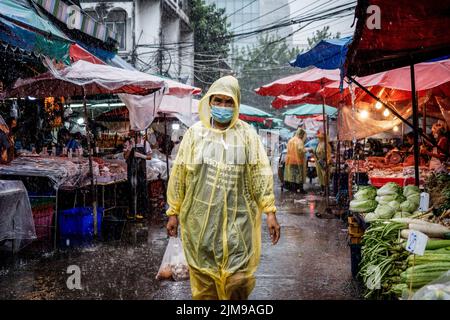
[{"xmin": 0, "ymin": 178, "xmax": 362, "ymax": 300}]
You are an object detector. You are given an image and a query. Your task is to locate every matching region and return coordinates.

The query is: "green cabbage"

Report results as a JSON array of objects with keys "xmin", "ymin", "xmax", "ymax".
[
  {"xmin": 377, "ymin": 182, "xmax": 403, "ymax": 196},
  {"xmin": 403, "ymin": 185, "xmax": 420, "ymax": 197},
  {"xmin": 400, "ymin": 199, "xmax": 419, "ymax": 212},
  {"xmin": 374, "ymin": 204, "xmax": 396, "ymax": 219},
  {"xmin": 364, "ymin": 212, "xmax": 378, "ymax": 222},
  {"xmin": 393, "ymin": 212, "xmax": 412, "ymax": 219},
  {"xmin": 354, "ymin": 186, "xmax": 377, "ymax": 200},
  {"xmin": 350, "ymin": 199, "xmax": 378, "ymax": 213},
  {"xmin": 375, "ymin": 194, "xmax": 406, "ymax": 204},
  {"xmin": 387, "ymin": 200, "xmax": 401, "ymax": 211},
  {"xmin": 407, "ymin": 194, "xmax": 420, "ymax": 205}
]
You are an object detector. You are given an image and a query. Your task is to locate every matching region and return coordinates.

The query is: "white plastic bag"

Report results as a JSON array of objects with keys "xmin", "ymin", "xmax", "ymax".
[
  {"xmin": 412, "ymin": 270, "xmax": 450, "ymax": 300},
  {"xmin": 156, "ymin": 237, "xmax": 190, "ymax": 281}
]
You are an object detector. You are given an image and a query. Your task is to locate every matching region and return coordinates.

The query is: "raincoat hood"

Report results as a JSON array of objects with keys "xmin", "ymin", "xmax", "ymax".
[
  {"xmin": 295, "ymin": 127, "xmax": 306, "ymax": 141},
  {"xmin": 198, "ymin": 76, "xmax": 241, "ymax": 131}
]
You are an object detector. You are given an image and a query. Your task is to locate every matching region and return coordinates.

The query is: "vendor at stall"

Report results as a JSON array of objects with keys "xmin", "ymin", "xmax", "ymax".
[
  {"xmin": 124, "ymin": 131, "xmax": 152, "ymax": 220},
  {"xmin": 0, "ymin": 116, "xmax": 16, "ymax": 164},
  {"xmin": 421, "ymin": 126, "xmax": 449, "ymax": 169}
]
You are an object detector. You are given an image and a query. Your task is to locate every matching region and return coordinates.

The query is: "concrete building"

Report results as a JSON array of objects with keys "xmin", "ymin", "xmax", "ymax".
[
  {"xmin": 80, "ymin": 0, "xmax": 194, "ymax": 85},
  {"xmin": 205, "ymin": 0, "xmax": 293, "ymax": 51}
]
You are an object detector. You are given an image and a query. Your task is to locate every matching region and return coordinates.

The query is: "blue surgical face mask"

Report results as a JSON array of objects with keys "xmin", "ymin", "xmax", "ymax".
[{"xmin": 210, "ymin": 105, "xmax": 234, "ymax": 124}]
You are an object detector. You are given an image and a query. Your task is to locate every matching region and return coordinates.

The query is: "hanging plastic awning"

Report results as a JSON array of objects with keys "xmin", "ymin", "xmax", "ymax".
[
  {"xmin": 69, "ymin": 43, "xmax": 105, "ymax": 65},
  {"xmin": 345, "ymin": 0, "xmax": 450, "ymax": 77},
  {"xmin": 239, "ymin": 104, "xmax": 272, "ymax": 118},
  {"xmin": 290, "ymin": 36, "xmax": 352, "ymax": 70},
  {"xmin": 31, "ymin": 0, "xmax": 119, "ymax": 44},
  {"xmin": 0, "ymin": 0, "xmax": 71, "ymax": 63}
]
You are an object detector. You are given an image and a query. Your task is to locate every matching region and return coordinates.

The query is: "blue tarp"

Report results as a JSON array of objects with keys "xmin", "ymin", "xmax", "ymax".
[
  {"xmin": 283, "ymin": 104, "xmax": 337, "ymax": 118},
  {"xmin": 290, "ymin": 36, "xmax": 352, "ymax": 70}
]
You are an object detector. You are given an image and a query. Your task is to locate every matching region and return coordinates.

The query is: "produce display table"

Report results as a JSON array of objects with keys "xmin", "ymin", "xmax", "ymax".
[{"xmin": 0, "ymin": 180, "xmax": 36, "ymax": 252}]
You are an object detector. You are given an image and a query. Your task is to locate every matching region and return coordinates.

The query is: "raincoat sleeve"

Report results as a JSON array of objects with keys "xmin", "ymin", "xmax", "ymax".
[
  {"xmin": 165, "ymin": 129, "xmax": 191, "ymax": 217},
  {"xmin": 247, "ymin": 131, "xmax": 277, "ymax": 215}
]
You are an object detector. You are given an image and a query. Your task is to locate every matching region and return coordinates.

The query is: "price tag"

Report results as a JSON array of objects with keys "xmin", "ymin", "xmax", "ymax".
[{"xmin": 406, "ymin": 230, "xmax": 428, "ymax": 256}]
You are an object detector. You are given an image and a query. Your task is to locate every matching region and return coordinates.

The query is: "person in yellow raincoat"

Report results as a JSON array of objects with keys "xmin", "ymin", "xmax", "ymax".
[
  {"xmin": 283, "ymin": 127, "xmax": 307, "ymax": 194},
  {"xmin": 165, "ymin": 75, "xmax": 281, "ymax": 300},
  {"xmin": 314, "ymin": 129, "xmax": 332, "ymax": 194}
]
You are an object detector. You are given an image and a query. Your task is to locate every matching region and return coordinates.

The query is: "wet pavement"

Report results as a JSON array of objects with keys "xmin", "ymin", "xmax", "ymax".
[{"xmin": 0, "ymin": 177, "xmax": 362, "ymax": 300}]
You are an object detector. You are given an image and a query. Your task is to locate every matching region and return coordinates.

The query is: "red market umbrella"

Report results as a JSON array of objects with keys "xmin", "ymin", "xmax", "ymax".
[
  {"xmin": 254, "ymin": 68, "xmax": 340, "ymax": 97},
  {"xmin": 69, "ymin": 44, "xmax": 106, "ymax": 65}
]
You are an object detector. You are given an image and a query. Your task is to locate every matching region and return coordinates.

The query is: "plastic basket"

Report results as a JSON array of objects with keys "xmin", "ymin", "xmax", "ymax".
[
  {"xmin": 32, "ymin": 204, "xmax": 54, "ymax": 240},
  {"xmin": 369, "ymin": 177, "xmax": 416, "ymax": 187},
  {"xmin": 58, "ymin": 207, "xmax": 103, "ymax": 238}
]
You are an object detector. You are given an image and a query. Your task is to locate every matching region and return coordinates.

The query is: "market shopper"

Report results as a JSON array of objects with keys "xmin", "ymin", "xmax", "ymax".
[
  {"xmin": 314, "ymin": 129, "xmax": 331, "ymax": 195},
  {"xmin": 124, "ymin": 131, "xmax": 152, "ymax": 220},
  {"xmin": 165, "ymin": 75, "xmax": 280, "ymax": 300},
  {"xmin": 284, "ymin": 127, "xmax": 307, "ymax": 194}
]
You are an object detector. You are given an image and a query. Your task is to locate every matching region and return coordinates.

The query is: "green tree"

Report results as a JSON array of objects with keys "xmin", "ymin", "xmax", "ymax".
[
  {"xmin": 188, "ymin": 0, "xmax": 233, "ymax": 92},
  {"xmin": 306, "ymin": 26, "xmax": 341, "ymax": 49},
  {"xmin": 232, "ymin": 34, "xmax": 300, "ymax": 113}
]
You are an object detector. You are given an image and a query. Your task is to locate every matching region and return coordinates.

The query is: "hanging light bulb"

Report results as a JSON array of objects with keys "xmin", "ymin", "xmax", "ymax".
[
  {"xmin": 375, "ymin": 101, "xmax": 382, "ymax": 109},
  {"xmin": 393, "ymin": 125, "xmax": 399, "ymax": 132},
  {"xmin": 383, "ymin": 109, "xmax": 390, "ymax": 117},
  {"xmin": 77, "ymin": 118, "xmax": 85, "ymax": 125},
  {"xmin": 360, "ymin": 110, "xmax": 369, "ymax": 119}
]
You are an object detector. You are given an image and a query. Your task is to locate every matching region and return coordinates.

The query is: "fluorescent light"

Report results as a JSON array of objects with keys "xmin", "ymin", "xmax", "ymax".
[
  {"xmin": 172, "ymin": 123, "xmax": 180, "ymax": 130},
  {"xmin": 375, "ymin": 101, "xmax": 382, "ymax": 109},
  {"xmin": 77, "ymin": 118, "xmax": 85, "ymax": 125},
  {"xmin": 28, "ymin": 96, "xmax": 37, "ymax": 100},
  {"xmin": 393, "ymin": 126, "xmax": 399, "ymax": 132},
  {"xmin": 383, "ymin": 109, "xmax": 390, "ymax": 117}
]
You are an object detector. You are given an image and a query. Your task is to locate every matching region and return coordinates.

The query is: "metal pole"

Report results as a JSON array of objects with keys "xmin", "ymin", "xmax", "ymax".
[
  {"xmin": 322, "ymin": 98, "xmax": 330, "ymax": 208},
  {"xmin": 164, "ymin": 113, "xmax": 170, "ymax": 179},
  {"xmin": 410, "ymin": 64, "xmax": 420, "ymax": 187},
  {"xmin": 83, "ymin": 89, "xmax": 98, "ymax": 237}
]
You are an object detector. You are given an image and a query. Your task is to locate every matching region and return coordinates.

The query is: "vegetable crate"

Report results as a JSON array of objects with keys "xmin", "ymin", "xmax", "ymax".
[
  {"xmin": 32, "ymin": 204, "xmax": 54, "ymax": 241},
  {"xmin": 369, "ymin": 177, "xmax": 416, "ymax": 187},
  {"xmin": 348, "ymin": 216, "xmax": 364, "ymax": 243}
]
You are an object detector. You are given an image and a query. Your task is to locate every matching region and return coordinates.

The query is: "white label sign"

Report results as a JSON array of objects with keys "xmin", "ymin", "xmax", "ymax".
[{"xmin": 406, "ymin": 230, "xmax": 429, "ymax": 256}]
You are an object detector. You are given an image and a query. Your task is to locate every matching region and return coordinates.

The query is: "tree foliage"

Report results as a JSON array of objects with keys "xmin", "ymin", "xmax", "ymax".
[
  {"xmin": 306, "ymin": 26, "xmax": 341, "ymax": 49},
  {"xmin": 188, "ymin": 0, "xmax": 233, "ymax": 92},
  {"xmin": 232, "ymin": 34, "xmax": 300, "ymax": 113}
]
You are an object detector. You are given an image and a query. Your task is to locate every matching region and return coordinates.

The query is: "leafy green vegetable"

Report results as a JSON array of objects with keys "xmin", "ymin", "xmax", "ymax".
[
  {"xmin": 403, "ymin": 185, "xmax": 420, "ymax": 197},
  {"xmin": 374, "ymin": 204, "xmax": 396, "ymax": 219},
  {"xmin": 354, "ymin": 186, "xmax": 377, "ymax": 200},
  {"xmin": 350, "ymin": 199, "xmax": 378, "ymax": 213},
  {"xmin": 377, "ymin": 182, "xmax": 403, "ymax": 196}
]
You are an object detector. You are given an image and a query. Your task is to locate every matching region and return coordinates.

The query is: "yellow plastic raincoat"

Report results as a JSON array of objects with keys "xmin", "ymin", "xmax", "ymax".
[
  {"xmin": 166, "ymin": 76, "xmax": 277, "ymax": 300},
  {"xmin": 315, "ymin": 136, "xmax": 332, "ymax": 187},
  {"xmin": 283, "ymin": 128, "xmax": 306, "ymax": 184}
]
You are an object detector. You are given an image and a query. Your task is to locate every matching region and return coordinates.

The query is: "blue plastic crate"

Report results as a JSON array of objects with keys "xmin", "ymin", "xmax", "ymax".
[{"xmin": 58, "ymin": 207, "xmax": 103, "ymax": 238}]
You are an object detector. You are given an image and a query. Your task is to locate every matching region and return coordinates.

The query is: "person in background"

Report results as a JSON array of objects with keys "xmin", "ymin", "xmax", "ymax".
[
  {"xmin": 314, "ymin": 129, "xmax": 332, "ymax": 195},
  {"xmin": 0, "ymin": 116, "xmax": 16, "ymax": 164},
  {"xmin": 284, "ymin": 127, "xmax": 307, "ymax": 194},
  {"xmin": 421, "ymin": 126, "xmax": 449, "ymax": 169},
  {"xmin": 65, "ymin": 131, "xmax": 81, "ymax": 153},
  {"xmin": 124, "ymin": 131, "xmax": 152, "ymax": 220},
  {"xmin": 170, "ymin": 135, "xmax": 183, "ymax": 160}
]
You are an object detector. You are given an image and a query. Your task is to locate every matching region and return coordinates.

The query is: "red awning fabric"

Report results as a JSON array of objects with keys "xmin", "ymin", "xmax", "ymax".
[
  {"xmin": 255, "ymin": 68, "xmax": 340, "ymax": 97},
  {"xmin": 239, "ymin": 114, "xmax": 265, "ymax": 123},
  {"xmin": 69, "ymin": 44, "xmax": 105, "ymax": 65},
  {"xmin": 345, "ymin": 0, "xmax": 450, "ymax": 76}
]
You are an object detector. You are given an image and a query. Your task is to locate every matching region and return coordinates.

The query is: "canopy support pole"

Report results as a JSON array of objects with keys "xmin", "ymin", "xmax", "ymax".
[
  {"xmin": 347, "ymin": 77, "xmax": 449, "ymax": 158},
  {"xmin": 83, "ymin": 88, "xmax": 98, "ymax": 237},
  {"xmin": 322, "ymin": 97, "xmax": 332, "ymax": 215},
  {"xmin": 164, "ymin": 113, "xmax": 170, "ymax": 180},
  {"xmin": 410, "ymin": 64, "xmax": 420, "ymax": 186}
]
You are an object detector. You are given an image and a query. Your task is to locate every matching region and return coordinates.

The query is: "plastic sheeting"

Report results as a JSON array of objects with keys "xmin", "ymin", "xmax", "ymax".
[
  {"xmin": 0, "ymin": 180, "xmax": 36, "ymax": 251},
  {"xmin": 436, "ymin": 97, "xmax": 450, "ymax": 129},
  {"xmin": 2, "ymin": 59, "xmax": 167, "ymax": 99},
  {"xmin": 0, "ymin": 157, "xmax": 100, "ymax": 189}
]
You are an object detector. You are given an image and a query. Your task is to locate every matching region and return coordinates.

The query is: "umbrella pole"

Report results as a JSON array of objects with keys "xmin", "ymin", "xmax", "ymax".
[
  {"xmin": 83, "ymin": 89, "xmax": 98, "ymax": 237},
  {"xmin": 164, "ymin": 113, "xmax": 170, "ymax": 180},
  {"xmin": 410, "ymin": 64, "xmax": 420, "ymax": 187},
  {"xmin": 322, "ymin": 98, "xmax": 331, "ymax": 214}
]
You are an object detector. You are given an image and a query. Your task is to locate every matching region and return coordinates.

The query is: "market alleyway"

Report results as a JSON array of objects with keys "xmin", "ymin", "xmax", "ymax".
[{"xmin": 0, "ymin": 178, "xmax": 361, "ymax": 300}]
